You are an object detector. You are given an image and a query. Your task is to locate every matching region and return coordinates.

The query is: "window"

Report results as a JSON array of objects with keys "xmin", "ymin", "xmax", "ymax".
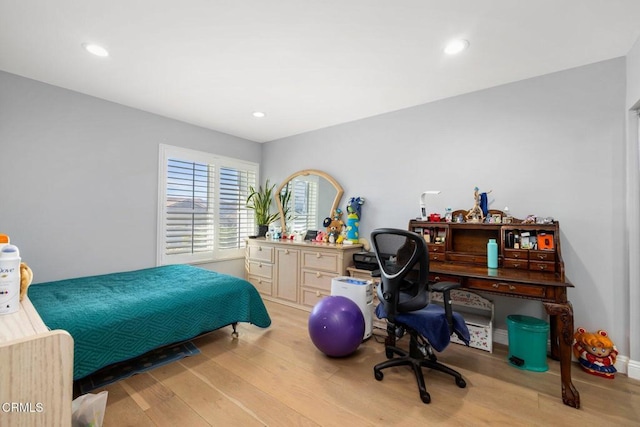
[{"xmin": 157, "ymin": 144, "xmax": 257, "ymax": 265}]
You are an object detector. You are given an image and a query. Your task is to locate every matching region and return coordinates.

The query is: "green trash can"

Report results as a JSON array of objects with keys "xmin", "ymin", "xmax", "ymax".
[{"xmin": 506, "ymin": 314, "xmax": 549, "ymax": 372}]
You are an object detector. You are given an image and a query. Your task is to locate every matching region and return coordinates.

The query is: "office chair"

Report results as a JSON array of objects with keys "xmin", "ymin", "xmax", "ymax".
[{"xmin": 371, "ymin": 228, "xmax": 470, "ymax": 404}]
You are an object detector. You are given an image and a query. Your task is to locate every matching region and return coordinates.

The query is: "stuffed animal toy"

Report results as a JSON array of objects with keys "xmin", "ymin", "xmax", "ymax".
[
  {"xmin": 323, "ymin": 208, "xmax": 345, "ymax": 244},
  {"xmin": 346, "ymin": 197, "xmax": 365, "ymax": 243},
  {"xmin": 572, "ymin": 327, "xmax": 618, "ymax": 378},
  {"xmin": 20, "ymin": 262, "xmax": 33, "ymax": 301}
]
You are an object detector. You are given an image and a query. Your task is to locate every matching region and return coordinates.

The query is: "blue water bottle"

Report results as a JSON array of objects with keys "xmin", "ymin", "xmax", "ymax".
[{"xmin": 487, "ymin": 239, "xmax": 498, "ymax": 268}]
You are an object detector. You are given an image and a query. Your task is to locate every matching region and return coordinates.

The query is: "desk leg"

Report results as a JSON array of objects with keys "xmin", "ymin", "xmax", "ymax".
[{"xmin": 543, "ymin": 301, "xmax": 580, "ymax": 409}]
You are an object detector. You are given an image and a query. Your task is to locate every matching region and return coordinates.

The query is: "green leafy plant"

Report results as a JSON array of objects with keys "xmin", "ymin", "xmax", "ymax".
[
  {"xmin": 280, "ymin": 184, "xmax": 294, "ymax": 226},
  {"xmin": 246, "ymin": 179, "xmax": 280, "ymax": 226}
]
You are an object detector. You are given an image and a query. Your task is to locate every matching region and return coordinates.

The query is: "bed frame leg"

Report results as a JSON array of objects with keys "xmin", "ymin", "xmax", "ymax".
[{"xmin": 231, "ymin": 322, "xmax": 239, "ymax": 339}]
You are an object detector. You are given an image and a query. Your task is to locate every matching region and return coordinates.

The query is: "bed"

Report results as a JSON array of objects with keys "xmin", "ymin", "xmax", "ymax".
[{"xmin": 28, "ymin": 264, "xmax": 271, "ymax": 380}]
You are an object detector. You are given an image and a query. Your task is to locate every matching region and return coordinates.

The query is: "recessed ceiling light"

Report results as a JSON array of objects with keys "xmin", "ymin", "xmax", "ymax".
[
  {"xmin": 444, "ymin": 39, "xmax": 469, "ymax": 55},
  {"xmin": 82, "ymin": 43, "xmax": 109, "ymax": 57},
  {"xmin": 252, "ymin": 111, "xmax": 266, "ymax": 118}
]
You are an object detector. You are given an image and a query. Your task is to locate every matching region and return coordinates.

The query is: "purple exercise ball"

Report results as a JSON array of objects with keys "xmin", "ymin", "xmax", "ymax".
[{"xmin": 308, "ymin": 296, "xmax": 365, "ymax": 357}]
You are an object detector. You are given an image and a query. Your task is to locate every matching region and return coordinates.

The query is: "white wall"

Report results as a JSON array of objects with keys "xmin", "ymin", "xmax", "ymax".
[
  {"xmin": 263, "ymin": 58, "xmax": 629, "ymax": 358},
  {"xmin": 625, "ymin": 35, "xmax": 640, "ymax": 379},
  {"xmin": 0, "ymin": 71, "xmax": 261, "ymax": 282}
]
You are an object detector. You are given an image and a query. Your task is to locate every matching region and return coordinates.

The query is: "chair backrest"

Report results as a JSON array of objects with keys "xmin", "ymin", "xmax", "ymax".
[{"xmin": 371, "ymin": 228, "xmax": 430, "ymax": 321}]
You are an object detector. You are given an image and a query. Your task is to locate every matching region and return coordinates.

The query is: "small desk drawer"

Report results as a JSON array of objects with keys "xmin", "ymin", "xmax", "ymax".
[
  {"xmin": 427, "ymin": 244, "xmax": 445, "ymax": 253},
  {"xmin": 247, "ymin": 244, "xmax": 274, "ymax": 263},
  {"xmin": 504, "ymin": 249, "xmax": 528, "ymax": 260},
  {"xmin": 529, "ymin": 261, "xmax": 556, "ymax": 272},
  {"xmin": 447, "ymin": 253, "xmax": 487, "ymax": 265},
  {"xmin": 247, "ymin": 260, "xmax": 274, "ymax": 279},
  {"xmin": 503, "ymin": 259, "xmax": 529, "ymax": 270},
  {"xmin": 530, "ymin": 250, "xmax": 556, "ymax": 262},
  {"xmin": 429, "ymin": 252, "xmax": 445, "ymax": 262},
  {"xmin": 466, "ymin": 278, "xmax": 546, "ymax": 298},
  {"xmin": 302, "ymin": 251, "xmax": 339, "ymax": 272}
]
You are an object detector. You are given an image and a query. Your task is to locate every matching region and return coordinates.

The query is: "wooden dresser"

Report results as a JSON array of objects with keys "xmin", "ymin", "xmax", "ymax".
[
  {"xmin": 245, "ymin": 238, "xmax": 363, "ymax": 311},
  {"xmin": 0, "ymin": 296, "xmax": 74, "ymax": 426}
]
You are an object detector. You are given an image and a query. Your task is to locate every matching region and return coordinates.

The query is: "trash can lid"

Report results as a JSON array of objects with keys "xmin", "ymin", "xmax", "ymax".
[{"xmin": 507, "ymin": 314, "xmax": 549, "ymax": 329}]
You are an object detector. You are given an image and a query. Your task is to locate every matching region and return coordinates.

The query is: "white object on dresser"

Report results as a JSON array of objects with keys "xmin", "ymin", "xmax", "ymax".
[
  {"xmin": 0, "ymin": 296, "xmax": 74, "ymax": 426},
  {"xmin": 245, "ymin": 238, "xmax": 363, "ymax": 311}
]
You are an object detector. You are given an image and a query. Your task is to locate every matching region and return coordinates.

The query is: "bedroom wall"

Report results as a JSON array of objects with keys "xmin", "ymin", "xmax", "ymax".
[
  {"xmin": 262, "ymin": 58, "xmax": 629, "ymax": 359},
  {"xmin": 625, "ymin": 35, "xmax": 640, "ymax": 379},
  {"xmin": 0, "ymin": 71, "xmax": 261, "ymax": 282}
]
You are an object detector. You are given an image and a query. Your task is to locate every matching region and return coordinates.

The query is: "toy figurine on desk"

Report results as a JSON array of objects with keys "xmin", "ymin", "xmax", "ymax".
[
  {"xmin": 573, "ymin": 327, "xmax": 618, "ymax": 379},
  {"xmin": 466, "ymin": 187, "xmax": 485, "ymax": 223}
]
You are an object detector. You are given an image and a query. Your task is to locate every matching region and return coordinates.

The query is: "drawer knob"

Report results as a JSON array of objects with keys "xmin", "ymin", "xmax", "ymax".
[
  {"xmin": 258, "ymin": 262, "xmax": 262, "ymax": 267},
  {"xmin": 285, "ymin": 249, "xmax": 289, "ymax": 255},
  {"xmin": 539, "ymin": 265, "xmax": 547, "ymax": 270},
  {"xmin": 316, "ymin": 272, "xmax": 321, "ymax": 278},
  {"xmin": 492, "ymin": 283, "xmax": 499, "ymax": 288},
  {"xmin": 316, "ymin": 253, "xmax": 321, "ymax": 258},
  {"xmin": 538, "ymin": 254, "xmax": 546, "ymax": 260},
  {"xmin": 513, "ymin": 263, "xmax": 520, "ymax": 268},
  {"xmin": 316, "ymin": 290, "xmax": 321, "ymax": 297},
  {"xmin": 434, "ymin": 276, "xmax": 440, "ymax": 281},
  {"xmin": 258, "ymin": 278, "xmax": 262, "ymax": 284},
  {"xmin": 514, "ymin": 254, "xmax": 520, "ymax": 258},
  {"xmin": 509, "ymin": 285, "xmax": 516, "ymax": 290},
  {"xmin": 258, "ymin": 246, "xmax": 262, "ymax": 251}
]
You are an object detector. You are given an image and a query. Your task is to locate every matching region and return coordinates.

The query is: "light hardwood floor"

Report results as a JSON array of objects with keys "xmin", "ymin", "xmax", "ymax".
[{"xmin": 99, "ymin": 300, "xmax": 640, "ymax": 426}]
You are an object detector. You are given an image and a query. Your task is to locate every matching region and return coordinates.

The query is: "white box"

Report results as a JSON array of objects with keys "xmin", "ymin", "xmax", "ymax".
[
  {"xmin": 331, "ymin": 276, "xmax": 373, "ymax": 339},
  {"xmin": 430, "ymin": 289, "xmax": 494, "ymax": 352}
]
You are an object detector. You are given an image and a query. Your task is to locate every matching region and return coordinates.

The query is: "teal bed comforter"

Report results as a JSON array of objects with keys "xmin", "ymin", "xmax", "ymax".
[{"xmin": 28, "ymin": 264, "xmax": 271, "ymax": 380}]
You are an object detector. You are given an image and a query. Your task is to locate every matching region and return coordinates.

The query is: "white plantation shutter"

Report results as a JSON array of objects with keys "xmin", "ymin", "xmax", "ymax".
[
  {"xmin": 158, "ymin": 144, "xmax": 257, "ymax": 265},
  {"xmin": 218, "ymin": 166, "xmax": 256, "ymax": 250}
]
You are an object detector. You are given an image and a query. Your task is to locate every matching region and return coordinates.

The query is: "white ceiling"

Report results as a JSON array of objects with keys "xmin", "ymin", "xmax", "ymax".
[{"xmin": 2, "ymin": 1, "xmax": 640, "ymax": 143}]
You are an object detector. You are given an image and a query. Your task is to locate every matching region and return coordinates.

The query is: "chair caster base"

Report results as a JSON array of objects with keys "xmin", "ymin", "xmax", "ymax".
[
  {"xmin": 456, "ymin": 377, "xmax": 466, "ymax": 388},
  {"xmin": 420, "ymin": 392, "xmax": 431, "ymax": 404}
]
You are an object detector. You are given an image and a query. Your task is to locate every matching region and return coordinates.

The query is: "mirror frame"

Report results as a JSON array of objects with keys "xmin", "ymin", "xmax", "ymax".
[{"xmin": 275, "ymin": 169, "xmax": 344, "ymax": 233}]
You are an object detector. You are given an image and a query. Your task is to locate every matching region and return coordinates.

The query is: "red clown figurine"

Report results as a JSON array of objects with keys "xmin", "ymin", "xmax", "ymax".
[{"xmin": 572, "ymin": 327, "xmax": 618, "ymax": 379}]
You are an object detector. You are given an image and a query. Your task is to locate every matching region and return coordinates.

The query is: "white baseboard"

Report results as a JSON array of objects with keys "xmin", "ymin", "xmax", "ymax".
[
  {"xmin": 494, "ymin": 328, "xmax": 635, "ymax": 377},
  {"xmin": 627, "ymin": 358, "xmax": 640, "ymax": 379}
]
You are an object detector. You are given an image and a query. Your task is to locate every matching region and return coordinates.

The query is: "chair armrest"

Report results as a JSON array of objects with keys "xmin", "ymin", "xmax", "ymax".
[
  {"xmin": 430, "ymin": 281, "xmax": 461, "ymax": 333},
  {"xmin": 431, "ymin": 281, "xmax": 461, "ymax": 293}
]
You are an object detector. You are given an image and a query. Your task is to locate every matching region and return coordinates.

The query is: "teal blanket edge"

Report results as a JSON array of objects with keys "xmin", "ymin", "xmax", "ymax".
[{"xmin": 28, "ymin": 264, "xmax": 271, "ymax": 380}]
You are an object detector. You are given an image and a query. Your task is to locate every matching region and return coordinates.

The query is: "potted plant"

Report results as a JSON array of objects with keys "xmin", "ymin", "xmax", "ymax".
[{"xmin": 246, "ymin": 179, "xmax": 280, "ymax": 237}]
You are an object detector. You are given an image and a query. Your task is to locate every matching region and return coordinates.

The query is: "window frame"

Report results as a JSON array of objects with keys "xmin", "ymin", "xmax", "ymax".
[{"xmin": 157, "ymin": 144, "xmax": 258, "ymax": 265}]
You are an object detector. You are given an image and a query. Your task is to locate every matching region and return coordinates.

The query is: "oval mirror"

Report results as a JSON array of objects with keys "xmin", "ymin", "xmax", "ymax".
[{"xmin": 275, "ymin": 169, "xmax": 343, "ymax": 234}]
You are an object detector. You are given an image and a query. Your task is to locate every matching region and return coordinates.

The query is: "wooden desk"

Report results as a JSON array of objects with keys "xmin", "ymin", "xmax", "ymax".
[{"xmin": 409, "ymin": 217, "xmax": 579, "ymax": 408}]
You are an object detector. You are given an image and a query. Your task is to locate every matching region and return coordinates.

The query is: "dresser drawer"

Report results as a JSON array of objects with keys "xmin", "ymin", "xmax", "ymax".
[
  {"xmin": 504, "ymin": 249, "xmax": 528, "ymax": 260},
  {"xmin": 247, "ymin": 244, "xmax": 274, "ymax": 263},
  {"xmin": 247, "ymin": 260, "xmax": 274, "ymax": 279},
  {"xmin": 503, "ymin": 259, "xmax": 529, "ymax": 270},
  {"xmin": 430, "ymin": 274, "xmax": 462, "ymax": 285},
  {"xmin": 301, "ymin": 288, "xmax": 331, "ymax": 308},
  {"xmin": 466, "ymin": 278, "xmax": 546, "ymax": 298},
  {"xmin": 529, "ymin": 261, "xmax": 556, "ymax": 272},
  {"xmin": 247, "ymin": 275, "xmax": 272, "ymax": 296},
  {"xmin": 302, "ymin": 250, "xmax": 339, "ymax": 272},
  {"xmin": 301, "ymin": 270, "xmax": 337, "ymax": 291},
  {"xmin": 530, "ymin": 250, "xmax": 556, "ymax": 262}
]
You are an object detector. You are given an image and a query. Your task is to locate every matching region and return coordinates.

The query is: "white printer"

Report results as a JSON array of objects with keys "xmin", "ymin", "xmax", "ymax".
[{"xmin": 331, "ymin": 276, "xmax": 374, "ymax": 339}]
